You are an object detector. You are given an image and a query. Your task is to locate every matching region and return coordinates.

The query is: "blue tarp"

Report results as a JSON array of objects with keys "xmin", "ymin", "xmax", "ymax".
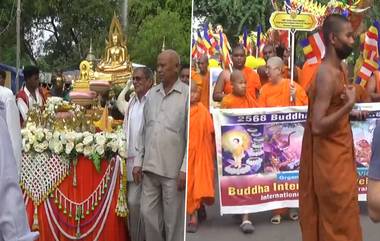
[{"xmin": 0, "ymin": 63, "xmax": 24, "ymax": 94}]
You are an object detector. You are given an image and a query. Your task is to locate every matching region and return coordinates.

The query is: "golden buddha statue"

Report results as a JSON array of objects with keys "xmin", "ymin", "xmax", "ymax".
[
  {"xmin": 97, "ymin": 14, "xmax": 132, "ymax": 73},
  {"xmin": 73, "ymin": 60, "xmax": 93, "ymax": 91}
]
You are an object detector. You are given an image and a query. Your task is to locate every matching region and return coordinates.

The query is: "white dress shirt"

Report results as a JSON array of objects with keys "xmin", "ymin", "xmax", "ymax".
[
  {"xmin": 0, "ymin": 86, "xmax": 22, "ymax": 176},
  {"xmin": 16, "ymin": 86, "xmax": 44, "ymax": 122},
  {"xmin": 123, "ymin": 92, "xmax": 149, "ymax": 181}
]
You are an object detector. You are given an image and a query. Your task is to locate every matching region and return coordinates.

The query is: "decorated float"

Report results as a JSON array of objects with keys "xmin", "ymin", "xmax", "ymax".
[{"xmin": 21, "ymin": 14, "xmax": 133, "ymax": 241}]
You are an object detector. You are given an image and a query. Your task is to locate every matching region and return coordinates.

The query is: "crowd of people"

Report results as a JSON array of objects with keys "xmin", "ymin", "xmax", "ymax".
[
  {"xmin": 187, "ymin": 14, "xmax": 380, "ymax": 241},
  {"xmin": 0, "ymin": 49, "xmax": 189, "ymax": 241},
  {"xmin": 1, "ymin": 12, "xmax": 380, "ymax": 241}
]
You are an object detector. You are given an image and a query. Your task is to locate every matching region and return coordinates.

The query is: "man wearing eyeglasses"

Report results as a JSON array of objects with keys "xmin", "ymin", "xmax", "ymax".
[{"xmin": 119, "ymin": 67, "xmax": 154, "ymax": 241}]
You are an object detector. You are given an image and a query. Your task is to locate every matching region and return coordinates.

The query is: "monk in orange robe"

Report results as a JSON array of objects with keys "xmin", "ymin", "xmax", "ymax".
[
  {"xmin": 220, "ymin": 71, "xmax": 257, "ymax": 233},
  {"xmin": 213, "ymin": 45, "xmax": 261, "ymax": 102},
  {"xmin": 258, "ymin": 57, "xmax": 308, "ymax": 108},
  {"xmin": 195, "ymin": 55, "xmax": 211, "ymax": 109},
  {"xmin": 299, "ymin": 60, "xmax": 321, "ymax": 92},
  {"xmin": 365, "ymin": 70, "xmax": 380, "ymax": 102},
  {"xmin": 257, "ymin": 56, "xmax": 305, "ymax": 223},
  {"xmin": 187, "ymin": 80, "xmax": 215, "ymax": 233},
  {"xmin": 299, "ymin": 15, "xmax": 363, "ymax": 241},
  {"xmin": 221, "ymin": 71, "xmax": 258, "ymax": 108},
  {"xmin": 257, "ymin": 45, "xmax": 276, "ymax": 86}
]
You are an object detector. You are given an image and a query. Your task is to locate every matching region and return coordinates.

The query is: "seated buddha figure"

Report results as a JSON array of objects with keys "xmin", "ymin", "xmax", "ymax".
[{"xmin": 97, "ymin": 33, "xmax": 131, "ymax": 72}]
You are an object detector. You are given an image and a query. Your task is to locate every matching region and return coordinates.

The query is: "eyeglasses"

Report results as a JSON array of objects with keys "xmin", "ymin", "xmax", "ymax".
[{"xmin": 132, "ymin": 76, "xmax": 145, "ymax": 81}]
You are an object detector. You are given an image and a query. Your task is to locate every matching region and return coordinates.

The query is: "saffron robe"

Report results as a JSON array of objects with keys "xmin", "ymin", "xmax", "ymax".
[
  {"xmin": 221, "ymin": 93, "xmax": 258, "ymax": 109},
  {"xmin": 223, "ymin": 67, "xmax": 261, "ymax": 99}
]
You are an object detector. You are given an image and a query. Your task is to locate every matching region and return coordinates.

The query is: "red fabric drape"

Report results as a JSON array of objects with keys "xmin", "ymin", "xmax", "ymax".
[{"xmin": 25, "ymin": 155, "xmax": 129, "ymax": 241}]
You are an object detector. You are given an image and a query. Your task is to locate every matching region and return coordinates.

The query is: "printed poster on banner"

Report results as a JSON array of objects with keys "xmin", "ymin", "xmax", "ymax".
[{"xmin": 212, "ymin": 103, "xmax": 380, "ymax": 215}]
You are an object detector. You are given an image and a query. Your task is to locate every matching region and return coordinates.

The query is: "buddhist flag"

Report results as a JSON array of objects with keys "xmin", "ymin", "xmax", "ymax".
[{"xmin": 308, "ymin": 31, "xmax": 325, "ymax": 60}]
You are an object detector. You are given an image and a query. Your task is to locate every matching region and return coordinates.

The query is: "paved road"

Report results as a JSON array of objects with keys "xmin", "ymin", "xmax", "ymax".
[{"xmin": 186, "ymin": 188, "xmax": 378, "ymax": 241}]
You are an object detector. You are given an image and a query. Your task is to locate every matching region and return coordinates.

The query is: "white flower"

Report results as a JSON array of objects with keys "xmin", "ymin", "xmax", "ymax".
[
  {"xmin": 83, "ymin": 135, "xmax": 93, "ymax": 145},
  {"xmin": 107, "ymin": 140, "xmax": 118, "ymax": 152},
  {"xmin": 24, "ymin": 143, "xmax": 31, "ymax": 152},
  {"xmin": 74, "ymin": 132, "xmax": 83, "ymax": 141},
  {"xmin": 75, "ymin": 143, "xmax": 84, "ymax": 153},
  {"xmin": 65, "ymin": 141, "xmax": 75, "ymax": 155},
  {"xmin": 118, "ymin": 148, "xmax": 126, "ymax": 158},
  {"xmin": 45, "ymin": 131, "xmax": 53, "ymax": 141},
  {"xmin": 95, "ymin": 133, "xmax": 106, "ymax": 146},
  {"xmin": 95, "ymin": 145, "xmax": 105, "ymax": 155},
  {"xmin": 21, "ymin": 129, "xmax": 30, "ymax": 136},
  {"xmin": 66, "ymin": 132, "xmax": 76, "ymax": 142},
  {"xmin": 34, "ymin": 141, "xmax": 48, "ymax": 153},
  {"xmin": 83, "ymin": 145, "xmax": 92, "ymax": 156},
  {"xmin": 53, "ymin": 131, "xmax": 60, "ymax": 140},
  {"xmin": 52, "ymin": 141, "xmax": 63, "ymax": 154},
  {"xmin": 60, "ymin": 133, "xmax": 67, "ymax": 145},
  {"xmin": 27, "ymin": 134, "xmax": 37, "ymax": 146},
  {"xmin": 28, "ymin": 124, "xmax": 37, "ymax": 133},
  {"xmin": 36, "ymin": 131, "xmax": 45, "ymax": 142}
]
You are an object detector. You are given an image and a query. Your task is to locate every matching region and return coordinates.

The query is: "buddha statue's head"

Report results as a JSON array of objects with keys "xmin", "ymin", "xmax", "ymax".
[{"xmin": 112, "ymin": 33, "xmax": 120, "ymax": 46}]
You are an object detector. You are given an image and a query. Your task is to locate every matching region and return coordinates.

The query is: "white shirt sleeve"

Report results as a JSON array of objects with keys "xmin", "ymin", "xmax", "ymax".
[
  {"xmin": 116, "ymin": 85, "xmax": 130, "ymax": 115},
  {"xmin": 6, "ymin": 97, "xmax": 22, "ymax": 176},
  {"xmin": 16, "ymin": 97, "xmax": 28, "ymax": 123}
]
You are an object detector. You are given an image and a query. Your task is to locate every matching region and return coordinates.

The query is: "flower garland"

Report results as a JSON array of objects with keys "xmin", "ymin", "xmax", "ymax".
[{"xmin": 21, "ymin": 125, "xmax": 126, "ymax": 171}]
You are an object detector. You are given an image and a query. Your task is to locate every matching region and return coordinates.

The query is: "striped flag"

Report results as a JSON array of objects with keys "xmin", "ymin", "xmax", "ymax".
[{"xmin": 308, "ymin": 31, "xmax": 325, "ymax": 60}]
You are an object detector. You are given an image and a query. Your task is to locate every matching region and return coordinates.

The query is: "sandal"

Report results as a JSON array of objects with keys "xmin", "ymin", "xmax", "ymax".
[
  {"xmin": 289, "ymin": 209, "xmax": 299, "ymax": 221},
  {"xmin": 271, "ymin": 214, "xmax": 282, "ymax": 224},
  {"xmin": 240, "ymin": 220, "xmax": 255, "ymax": 233},
  {"xmin": 187, "ymin": 222, "xmax": 198, "ymax": 233}
]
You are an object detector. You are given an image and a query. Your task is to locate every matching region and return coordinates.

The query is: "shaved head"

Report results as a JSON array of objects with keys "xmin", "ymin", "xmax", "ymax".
[
  {"xmin": 266, "ymin": 56, "xmax": 284, "ymax": 84},
  {"xmin": 322, "ymin": 14, "xmax": 350, "ymax": 46},
  {"xmin": 190, "ymin": 79, "xmax": 201, "ymax": 104},
  {"xmin": 198, "ymin": 54, "xmax": 209, "ymax": 74},
  {"xmin": 230, "ymin": 70, "xmax": 246, "ymax": 96},
  {"xmin": 267, "ymin": 56, "xmax": 284, "ymax": 69}
]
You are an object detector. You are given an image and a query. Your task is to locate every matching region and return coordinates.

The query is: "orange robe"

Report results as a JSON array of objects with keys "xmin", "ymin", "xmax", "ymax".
[
  {"xmin": 187, "ymin": 102, "xmax": 215, "ymax": 214},
  {"xmin": 221, "ymin": 93, "xmax": 258, "ymax": 109},
  {"xmin": 299, "ymin": 71, "xmax": 363, "ymax": 241},
  {"xmin": 258, "ymin": 78, "xmax": 308, "ymax": 107},
  {"xmin": 375, "ymin": 70, "xmax": 380, "ymax": 93},
  {"xmin": 354, "ymin": 84, "xmax": 370, "ymax": 103},
  {"xmin": 192, "ymin": 70, "xmax": 211, "ymax": 109},
  {"xmin": 300, "ymin": 61, "xmax": 321, "ymax": 92},
  {"xmin": 223, "ymin": 67, "xmax": 261, "ymax": 99}
]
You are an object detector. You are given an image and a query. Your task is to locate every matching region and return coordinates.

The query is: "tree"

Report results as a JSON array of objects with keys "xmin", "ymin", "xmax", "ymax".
[
  {"xmin": 127, "ymin": 0, "xmax": 191, "ymax": 67},
  {"xmin": 193, "ymin": 0, "xmax": 273, "ymax": 45}
]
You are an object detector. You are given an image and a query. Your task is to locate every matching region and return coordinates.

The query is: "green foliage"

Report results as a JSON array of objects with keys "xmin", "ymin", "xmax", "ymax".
[
  {"xmin": 90, "ymin": 152, "xmax": 101, "ymax": 172},
  {"xmin": 129, "ymin": 10, "xmax": 190, "ymax": 68},
  {"xmin": 127, "ymin": 0, "xmax": 191, "ymax": 67},
  {"xmin": 193, "ymin": 0, "xmax": 273, "ymax": 45}
]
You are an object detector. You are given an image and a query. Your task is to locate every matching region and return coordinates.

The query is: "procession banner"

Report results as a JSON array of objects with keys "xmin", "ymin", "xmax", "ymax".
[{"xmin": 212, "ymin": 103, "xmax": 380, "ymax": 215}]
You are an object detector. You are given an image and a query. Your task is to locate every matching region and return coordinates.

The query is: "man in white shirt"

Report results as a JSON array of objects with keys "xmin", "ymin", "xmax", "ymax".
[
  {"xmin": 16, "ymin": 66, "xmax": 45, "ymax": 125},
  {"xmin": 121, "ymin": 67, "xmax": 153, "ymax": 241},
  {"xmin": 0, "ymin": 70, "xmax": 22, "ymax": 176}
]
